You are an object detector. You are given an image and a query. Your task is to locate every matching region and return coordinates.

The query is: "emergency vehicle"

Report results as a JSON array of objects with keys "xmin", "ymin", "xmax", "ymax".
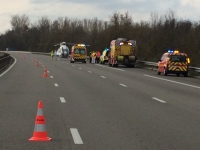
[
  {"xmin": 157, "ymin": 50, "xmax": 190, "ymax": 77},
  {"xmin": 109, "ymin": 38, "xmax": 137, "ymax": 67},
  {"xmin": 70, "ymin": 44, "xmax": 88, "ymax": 63},
  {"xmin": 54, "ymin": 42, "xmax": 69, "ymax": 58},
  {"xmin": 100, "ymin": 48, "xmax": 110, "ymax": 64}
]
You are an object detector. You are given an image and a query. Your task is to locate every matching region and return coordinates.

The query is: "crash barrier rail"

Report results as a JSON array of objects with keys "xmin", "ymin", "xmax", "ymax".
[
  {"xmin": 136, "ymin": 60, "xmax": 200, "ymax": 76},
  {"xmin": 0, "ymin": 52, "xmax": 12, "ymax": 70}
]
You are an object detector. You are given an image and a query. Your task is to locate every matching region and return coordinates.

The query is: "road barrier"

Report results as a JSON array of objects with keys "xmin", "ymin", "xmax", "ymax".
[{"xmin": 0, "ymin": 52, "xmax": 12, "ymax": 70}]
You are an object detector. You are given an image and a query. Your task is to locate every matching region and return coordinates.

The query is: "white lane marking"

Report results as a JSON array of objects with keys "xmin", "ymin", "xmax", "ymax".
[
  {"xmin": 50, "ymin": 76, "xmax": 53, "ymax": 78},
  {"xmin": 0, "ymin": 57, "xmax": 17, "ymax": 78},
  {"xmin": 88, "ymin": 71, "xmax": 92, "ymax": 73},
  {"xmin": 70, "ymin": 128, "xmax": 83, "ymax": 144},
  {"xmin": 47, "ymin": 71, "xmax": 50, "ymax": 73},
  {"xmin": 119, "ymin": 84, "xmax": 127, "ymax": 87},
  {"xmin": 152, "ymin": 97, "xmax": 166, "ymax": 103},
  {"xmin": 79, "ymin": 68, "xmax": 82, "ymax": 69},
  {"xmin": 54, "ymin": 83, "xmax": 58, "ymax": 87},
  {"xmin": 101, "ymin": 76, "xmax": 106, "ymax": 78},
  {"xmin": 72, "ymin": 65, "xmax": 74, "ymax": 67},
  {"xmin": 60, "ymin": 97, "xmax": 66, "ymax": 103},
  {"xmin": 144, "ymin": 74, "xmax": 200, "ymax": 89},
  {"xmin": 95, "ymin": 64, "xmax": 125, "ymax": 71}
]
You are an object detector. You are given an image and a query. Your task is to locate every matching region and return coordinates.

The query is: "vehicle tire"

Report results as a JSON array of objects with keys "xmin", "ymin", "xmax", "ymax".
[
  {"xmin": 157, "ymin": 71, "xmax": 161, "ymax": 75},
  {"xmin": 131, "ymin": 65, "xmax": 135, "ymax": 68},
  {"xmin": 164, "ymin": 67, "xmax": 168, "ymax": 76},
  {"xmin": 184, "ymin": 72, "xmax": 188, "ymax": 77},
  {"xmin": 176, "ymin": 73, "xmax": 180, "ymax": 77}
]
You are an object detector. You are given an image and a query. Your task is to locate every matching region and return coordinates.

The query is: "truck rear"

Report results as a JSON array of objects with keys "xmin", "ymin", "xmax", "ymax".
[
  {"xmin": 109, "ymin": 38, "xmax": 137, "ymax": 67},
  {"xmin": 70, "ymin": 44, "xmax": 87, "ymax": 63}
]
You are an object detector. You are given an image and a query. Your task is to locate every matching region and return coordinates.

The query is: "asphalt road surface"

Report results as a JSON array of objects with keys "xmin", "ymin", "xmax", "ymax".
[{"xmin": 0, "ymin": 52, "xmax": 200, "ymax": 150}]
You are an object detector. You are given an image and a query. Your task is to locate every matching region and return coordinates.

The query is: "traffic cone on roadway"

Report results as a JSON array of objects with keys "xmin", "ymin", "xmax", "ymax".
[
  {"xmin": 43, "ymin": 66, "xmax": 48, "ymax": 77},
  {"xmin": 29, "ymin": 101, "xmax": 51, "ymax": 141},
  {"xmin": 36, "ymin": 60, "xmax": 39, "ymax": 66}
]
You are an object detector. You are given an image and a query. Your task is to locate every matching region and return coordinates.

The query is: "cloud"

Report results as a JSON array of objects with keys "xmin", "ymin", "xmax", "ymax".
[{"xmin": 0, "ymin": 0, "xmax": 200, "ymax": 33}]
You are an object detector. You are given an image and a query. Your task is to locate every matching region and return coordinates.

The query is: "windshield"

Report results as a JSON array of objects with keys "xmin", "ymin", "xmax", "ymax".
[
  {"xmin": 74, "ymin": 49, "xmax": 86, "ymax": 54},
  {"xmin": 170, "ymin": 55, "xmax": 186, "ymax": 62}
]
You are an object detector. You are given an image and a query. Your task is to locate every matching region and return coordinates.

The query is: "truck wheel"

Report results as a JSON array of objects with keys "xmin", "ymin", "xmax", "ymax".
[
  {"xmin": 176, "ymin": 73, "xmax": 180, "ymax": 77},
  {"xmin": 184, "ymin": 72, "xmax": 188, "ymax": 77},
  {"xmin": 157, "ymin": 71, "xmax": 161, "ymax": 75}
]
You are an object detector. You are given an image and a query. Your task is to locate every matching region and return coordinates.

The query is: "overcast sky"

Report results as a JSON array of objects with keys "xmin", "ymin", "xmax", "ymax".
[{"xmin": 0, "ymin": 0, "xmax": 200, "ymax": 34}]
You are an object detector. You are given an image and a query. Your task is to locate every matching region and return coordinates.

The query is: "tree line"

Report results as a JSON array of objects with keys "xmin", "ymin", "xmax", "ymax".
[{"xmin": 0, "ymin": 10, "xmax": 200, "ymax": 66}]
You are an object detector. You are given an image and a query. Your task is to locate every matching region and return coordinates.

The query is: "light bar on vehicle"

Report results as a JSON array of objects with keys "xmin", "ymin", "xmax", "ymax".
[
  {"xmin": 119, "ymin": 42, "xmax": 124, "ymax": 45},
  {"xmin": 77, "ymin": 44, "xmax": 86, "ymax": 46},
  {"xmin": 174, "ymin": 50, "xmax": 179, "ymax": 54},
  {"xmin": 128, "ymin": 43, "xmax": 132, "ymax": 45},
  {"xmin": 168, "ymin": 50, "xmax": 174, "ymax": 53}
]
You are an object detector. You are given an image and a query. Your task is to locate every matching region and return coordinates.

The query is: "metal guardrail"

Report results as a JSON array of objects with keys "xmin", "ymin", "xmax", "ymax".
[
  {"xmin": 136, "ymin": 60, "xmax": 200, "ymax": 75},
  {"xmin": 0, "ymin": 52, "xmax": 12, "ymax": 70}
]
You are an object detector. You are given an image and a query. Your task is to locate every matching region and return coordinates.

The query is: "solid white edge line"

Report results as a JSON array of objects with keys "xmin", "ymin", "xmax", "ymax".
[
  {"xmin": 152, "ymin": 97, "xmax": 166, "ymax": 103},
  {"xmin": 95, "ymin": 64, "xmax": 125, "ymax": 71},
  {"xmin": 0, "ymin": 56, "xmax": 17, "ymax": 78},
  {"xmin": 60, "ymin": 97, "xmax": 66, "ymax": 103},
  {"xmin": 50, "ymin": 76, "xmax": 53, "ymax": 78},
  {"xmin": 119, "ymin": 83, "xmax": 127, "ymax": 87},
  {"xmin": 70, "ymin": 128, "xmax": 83, "ymax": 144},
  {"xmin": 54, "ymin": 83, "xmax": 58, "ymax": 87},
  {"xmin": 144, "ymin": 74, "xmax": 200, "ymax": 89}
]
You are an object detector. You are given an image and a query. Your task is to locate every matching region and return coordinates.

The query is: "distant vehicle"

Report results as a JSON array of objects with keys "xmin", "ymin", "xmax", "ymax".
[
  {"xmin": 157, "ymin": 50, "xmax": 190, "ymax": 77},
  {"xmin": 54, "ymin": 42, "xmax": 69, "ymax": 58},
  {"xmin": 70, "ymin": 44, "xmax": 89, "ymax": 63},
  {"xmin": 109, "ymin": 38, "xmax": 137, "ymax": 67}
]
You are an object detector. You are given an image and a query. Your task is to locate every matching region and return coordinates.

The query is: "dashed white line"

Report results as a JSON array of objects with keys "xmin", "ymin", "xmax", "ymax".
[
  {"xmin": 47, "ymin": 71, "xmax": 50, "ymax": 73},
  {"xmin": 54, "ymin": 83, "xmax": 58, "ymax": 87},
  {"xmin": 152, "ymin": 97, "xmax": 166, "ymax": 103},
  {"xmin": 88, "ymin": 71, "xmax": 92, "ymax": 73},
  {"xmin": 70, "ymin": 128, "xmax": 83, "ymax": 144},
  {"xmin": 95, "ymin": 64, "xmax": 125, "ymax": 71},
  {"xmin": 119, "ymin": 84, "xmax": 127, "ymax": 87},
  {"xmin": 144, "ymin": 74, "xmax": 200, "ymax": 89},
  {"xmin": 60, "ymin": 97, "xmax": 66, "ymax": 103},
  {"xmin": 50, "ymin": 76, "xmax": 53, "ymax": 78},
  {"xmin": 101, "ymin": 76, "xmax": 106, "ymax": 78},
  {"xmin": 79, "ymin": 68, "xmax": 82, "ymax": 69}
]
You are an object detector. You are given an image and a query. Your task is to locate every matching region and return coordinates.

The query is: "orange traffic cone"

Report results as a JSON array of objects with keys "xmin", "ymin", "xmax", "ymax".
[
  {"xmin": 43, "ymin": 67, "xmax": 48, "ymax": 77},
  {"xmin": 29, "ymin": 101, "xmax": 51, "ymax": 141},
  {"xmin": 36, "ymin": 60, "xmax": 39, "ymax": 66}
]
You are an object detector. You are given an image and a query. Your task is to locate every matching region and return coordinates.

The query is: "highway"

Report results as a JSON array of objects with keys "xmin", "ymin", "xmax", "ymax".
[{"xmin": 1, "ymin": 52, "xmax": 200, "ymax": 150}]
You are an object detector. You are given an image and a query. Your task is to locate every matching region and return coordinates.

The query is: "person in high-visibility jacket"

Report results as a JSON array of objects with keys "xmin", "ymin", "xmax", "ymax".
[
  {"xmin": 91, "ymin": 53, "xmax": 96, "ymax": 64},
  {"xmin": 50, "ymin": 50, "xmax": 54, "ymax": 60}
]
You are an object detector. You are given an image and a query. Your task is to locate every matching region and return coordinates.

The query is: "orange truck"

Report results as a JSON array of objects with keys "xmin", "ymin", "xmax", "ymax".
[
  {"xmin": 70, "ymin": 44, "xmax": 87, "ymax": 63},
  {"xmin": 157, "ymin": 50, "xmax": 190, "ymax": 77},
  {"xmin": 109, "ymin": 38, "xmax": 137, "ymax": 67}
]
